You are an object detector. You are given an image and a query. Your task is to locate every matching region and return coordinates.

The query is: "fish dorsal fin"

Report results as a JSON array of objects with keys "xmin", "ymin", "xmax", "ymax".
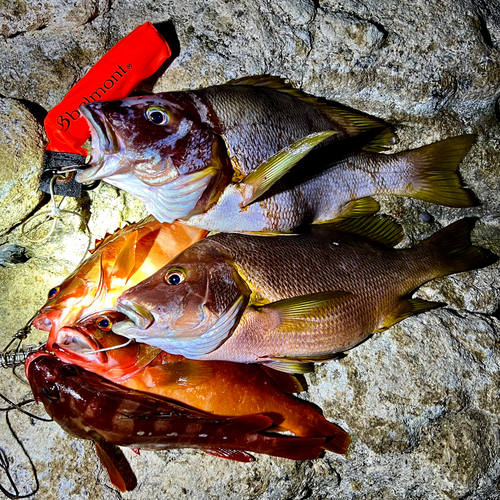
[
  {"xmin": 227, "ymin": 75, "xmax": 396, "ymax": 148},
  {"xmin": 203, "ymin": 448, "xmax": 255, "ymax": 462},
  {"xmin": 262, "ymin": 291, "xmax": 351, "ymax": 322},
  {"xmin": 240, "ymin": 131, "xmax": 337, "ymax": 207},
  {"xmin": 376, "ymin": 298, "xmax": 442, "ymax": 332},
  {"xmin": 110, "ymin": 231, "xmax": 138, "ymax": 281},
  {"xmin": 142, "ymin": 362, "xmax": 214, "ymax": 388},
  {"xmin": 317, "ymin": 215, "xmax": 404, "ymax": 248},
  {"xmin": 94, "ymin": 441, "xmax": 137, "ymax": 492}
]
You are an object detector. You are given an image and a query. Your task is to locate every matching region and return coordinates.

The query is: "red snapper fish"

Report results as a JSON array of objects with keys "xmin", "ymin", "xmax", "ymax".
[
  {"xmin": 112, "ymin": 217, "xmax": 497, "ymax": 372},
  {"xmin": 51, "ymin": 311, "xmax": 351, "ymax": 452},
  {"xmin": 75, "ymin": 76, "xmax": 475, "ymax": 232},
  {"xmin": 32, "ymin": 216, "xmax": 206, "ymax": 349},
  {"xmin": 27, "ymin": 352, "xmax": 331, "ymax": 492}
]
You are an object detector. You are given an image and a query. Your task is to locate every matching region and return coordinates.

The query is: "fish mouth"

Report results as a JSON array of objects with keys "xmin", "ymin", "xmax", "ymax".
[
  {"xmin": 79, "ymin": 105, "xmax": 119, "ymax": 156},
  {"xmin": 113, "ymin": 300, "xmax": 155, "ymax": 331},
  {"xmin": 52, "ymin": 327, "xmax": 106, "ymax": 363}
]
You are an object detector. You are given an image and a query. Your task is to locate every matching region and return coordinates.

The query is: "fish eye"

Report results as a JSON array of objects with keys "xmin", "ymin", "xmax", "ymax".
[
  {"xmin": 146, "ymin": 106, "xmax": 170, "ymax": 126},
  {"xmin": 96, "ymin": 316, "xmax": 113, "ymax": 331},
  {"xmin": 164, "ymin": 268, "xmax": 186, "ymax": 286},
  {"xmin": 42, "ymin": 386, "xmax": 60, "ymax": 401},
  {"xmin": 47, "ymin": 286, "xmax": 61, "ymax": 300}
]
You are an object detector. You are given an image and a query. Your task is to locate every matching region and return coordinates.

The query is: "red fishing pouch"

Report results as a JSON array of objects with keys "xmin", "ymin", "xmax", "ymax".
[{"xmin": 41, "ymin": 22, "xmax": 171, "ymax": 196}]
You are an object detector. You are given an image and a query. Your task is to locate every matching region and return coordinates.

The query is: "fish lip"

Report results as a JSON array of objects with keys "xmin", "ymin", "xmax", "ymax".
[
  {"xmin": 79, "ymin": 105, "xmax": 119, "ymax": 156},
  {"xmin": 54, "ymin": 327, "xmax": 101, "ymax": 354},
  {"xmin": 113, "ymin": 300, "xmax": 155, "ymax": 330}
]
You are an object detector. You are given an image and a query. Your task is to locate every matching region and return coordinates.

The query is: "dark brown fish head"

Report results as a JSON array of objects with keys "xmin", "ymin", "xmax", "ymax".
[
  {"xmin": 77, "ymin": 94, "xmax": 231, "ymax": 223},
  {"xmin": 25, "ymin": 352, "xmax": 88, "ymax": 436},
  {"xmin": 112, "ymin": 245, "xmax": 249, "ymax": 358}
]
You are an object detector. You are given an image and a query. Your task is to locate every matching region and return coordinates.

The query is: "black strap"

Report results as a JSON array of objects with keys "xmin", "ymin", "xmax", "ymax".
[{"xmin": 40, "ymin": 151, "xmax": 100, "ymax": 197}]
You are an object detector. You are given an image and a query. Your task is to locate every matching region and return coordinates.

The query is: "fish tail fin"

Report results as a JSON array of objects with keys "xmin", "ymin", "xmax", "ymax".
[
  {"xmin": 404, "ymin": 134, "xmax": 477, "ymax": 207},
  {"xmin": 419, "ymin": 217, "xmax": 498, "ymax": 277}
]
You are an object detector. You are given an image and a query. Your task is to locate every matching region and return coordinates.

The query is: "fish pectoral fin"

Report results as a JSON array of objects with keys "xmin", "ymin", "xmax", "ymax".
[
  {"xmin": 110, "ymin": 231, "xmax": 138, "ymax": 282},
  {"xmin": 203, "ymin": 448, "xmax": 255, "ymax": 462},
  {"xmin": 263, "ymin": 290, "xmax": 352, "ymax": 323},
  {"xmin": 313, "ymin": 214, "xmax": 404, "ymax": 248},
  {"xmin": 376, "ymin": 298, "xmax": 443, "ymax": 332},
  {"xmin": 94, "ymin": 441, "xmax": 137, "ymax": 492},
  {"xmin": 240, "ymin": 131, "xmax": 338, "ymax": 207},
  {"xmin": 143, "ymin": 361, "xmax": 214, "ymax": 388}
]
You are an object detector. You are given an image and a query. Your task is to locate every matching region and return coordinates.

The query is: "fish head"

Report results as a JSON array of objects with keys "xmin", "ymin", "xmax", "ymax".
[
  {"xmin": 51, "ymin": 311, "xmax": 160, "ymax": 381},
  {"xmin": 112, "ymin": 245, "xmax": 249, "ymax": 357},
  {"xmin": 77, "ymin": 94, "xmax": 230, "ymax": 223}
]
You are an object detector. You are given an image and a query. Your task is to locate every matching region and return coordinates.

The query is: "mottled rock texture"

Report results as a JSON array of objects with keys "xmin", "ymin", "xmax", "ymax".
[{"xmin": 0, "ymin": 0, "xmax": 499, "ymax": 499}]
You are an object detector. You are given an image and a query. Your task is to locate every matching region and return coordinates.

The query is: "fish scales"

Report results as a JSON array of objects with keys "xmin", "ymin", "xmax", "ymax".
[{"xmin": 113, "ymin": 218, "xmax": 497, "ymax": 368}]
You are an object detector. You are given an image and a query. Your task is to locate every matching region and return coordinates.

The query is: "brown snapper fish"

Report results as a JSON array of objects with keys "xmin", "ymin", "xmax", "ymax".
[
  {"xmin": 75, "ymin": 77, "xmax": 476, "ymax": 232},
  {"xmin": 27, "ymin": 352, "xmax": 332, "ymax": 492},
  {"xmin": 112, "ymin": 217, "xmax": 497, "ymax": 372}
]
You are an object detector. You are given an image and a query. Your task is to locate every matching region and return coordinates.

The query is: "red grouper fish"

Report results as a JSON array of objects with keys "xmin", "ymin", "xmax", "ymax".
[
  {"xmin": 75, "ymin": 76, "xmax": 476, "ymax": 232},
  {"xmin": 51, "ymin": 311, "xmax": 351, "ymax": 454},
  {"xmin": 112, "ymin": 217, "xmax": 497, "ymax": 373},
  {"xmin": 32, "ymin": 216, "xmax": 206, "ymax": 349},
  {"xmin": 26, "ymin": 352, "xmax": 332, "ymax": 492}
]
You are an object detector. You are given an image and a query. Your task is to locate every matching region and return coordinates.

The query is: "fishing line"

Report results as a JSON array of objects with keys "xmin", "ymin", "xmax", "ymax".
[
  {"xmin": 80, "ymin": 337, "xmax": 134, "ymax": 355},
  {"xmin": 21, "ymin": 175, "xmax": 92, "ymax": 267}
]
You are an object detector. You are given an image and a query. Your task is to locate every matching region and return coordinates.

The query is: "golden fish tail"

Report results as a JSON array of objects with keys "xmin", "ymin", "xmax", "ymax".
[
  {"xmin": 418, "ymin": 217, "xmax": 497, "ymax": 278},
  {"xmin": 403, "ymin": 134, "xmax": 477, "ymax": 207}
]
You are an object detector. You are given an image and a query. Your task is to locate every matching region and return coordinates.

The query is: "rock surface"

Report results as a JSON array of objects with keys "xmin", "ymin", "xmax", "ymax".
[{"xmin": 0, "ymin": 0, "xmax": 499, "ymax": 499}]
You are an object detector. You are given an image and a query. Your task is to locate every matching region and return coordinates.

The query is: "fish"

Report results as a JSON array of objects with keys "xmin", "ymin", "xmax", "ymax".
[
  {"xmin": 75, "ymin": 76, "xmax": 475, "ymax": 232},
  {"xmin": 32, "ymin": 216, "xmax": 206, "ymax": 349},
  {"xmin": 112, "ymin": 216, "xmax": 497, "ymax": 372},
  {"xmin": 26, "ymin": 352, "xmax": 332, "ymax": 491},
  {"xmin": 50, "ymin": 311, "xmax": 351, "ymax": 450}
]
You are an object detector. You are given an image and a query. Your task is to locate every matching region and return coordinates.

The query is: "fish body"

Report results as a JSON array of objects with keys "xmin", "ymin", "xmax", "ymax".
[
  {"xmin": 26, "ymin": 352, "xmax": 330, "ymax": 491},
  {"xmin": 113, "ymin": 217, "xmax": 497, "ymax": 371},
  {"xmin": 51, "ymin": 311, "xmax": 350, "ymax": 451},
  {"xmin": 32, "ymin": 216, "xmax": 206, "ymax": 349},
  {"xmin": 74, "ymin": 77, "xmax": 473, "ymax": 231}
]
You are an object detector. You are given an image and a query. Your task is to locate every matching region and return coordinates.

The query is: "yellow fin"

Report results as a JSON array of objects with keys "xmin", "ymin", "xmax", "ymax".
[
  {"xmin": 227, "ymin": 75, "xmax": 396, "ymax": 147},
  {"xmin": 313, "ymin": 197, "xmax": 381, "ymax": 226},
  {"xmin": 405, "ymin": 134, "xmax": 477, "ymax": 207},
  {"xmin": 376, "ymin": 298, "xmax": 442, "ymax": 332},
  {"xmin": 241, "ymin": 131, "xmax": 337, "ymax": 207},
  {"xmin": 262, "ymin": 291, "xmax": 351, "ymax": 321},
  {"xmin": 263, "ymin": 360, "xmax": 315, "ymax": 374},
  {"xmin": 110, "ymin": 231, "xmax": 138, "ymax": 281},
  {"xmin": 143, "ymin": 362, "xmax": 214, "ymax": 388},
  {"xmin": 260, "ymin": 365, "xmax": 306, "ymax": 393},
  {"xmin": 317, "ymin": 215, "xmax": 404, "ymax": 248}
]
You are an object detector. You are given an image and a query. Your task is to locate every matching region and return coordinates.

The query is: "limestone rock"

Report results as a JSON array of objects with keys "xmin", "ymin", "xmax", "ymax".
[
  {"xmin": 0, "ymin": 0, "xmax": 499, "ymax": 499},
  {"xmin": 0, "ymin": 98, "xmax": 44, "ymax": 236}
]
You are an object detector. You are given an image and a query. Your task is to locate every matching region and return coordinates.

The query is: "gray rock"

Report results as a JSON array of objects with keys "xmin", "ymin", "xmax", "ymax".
[
  {"xmin": 0, "ymin": 0, "xmax": 499, "ymax": 499},
  {"xmin": 0, "ymin": 98, "xmax": 44, "ymax": 236}
]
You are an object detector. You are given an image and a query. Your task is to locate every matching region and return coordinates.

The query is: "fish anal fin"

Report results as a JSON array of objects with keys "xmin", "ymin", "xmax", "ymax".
[
  {"xmin": 110, "ymin": 231, "xmax": 138, "ymax": 281},
  {"xmin": 263, "ymin": 360, "xmax": 316, "ymax": 374},
  {"xmin": 142, "ymin": 362, "xmax": 214, "ymax": 389},
  {"xmin": 376, "ymin": 298, "xmax": 442, "ymax": 332},
  {"xmin": 315, "ymin": 215, "xmax": 404, "ymax": 248},
  {"xmin": 203, "ymin": 448, "xmax": 255, "ymax": 462},
  {"xmin": 336, "ymin": 197, "xmax": 381, "ymax": 219},
  {"xmin": 259, "ymin": 365, "xmax": 306, "ymax": 393},
  {"xmin": 94, "ymin": 441, "xmax": 137, "ymax": 492},
  {"xmin": 241, "ymin": 131, "xmax": 337, "ymax": 207}
]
